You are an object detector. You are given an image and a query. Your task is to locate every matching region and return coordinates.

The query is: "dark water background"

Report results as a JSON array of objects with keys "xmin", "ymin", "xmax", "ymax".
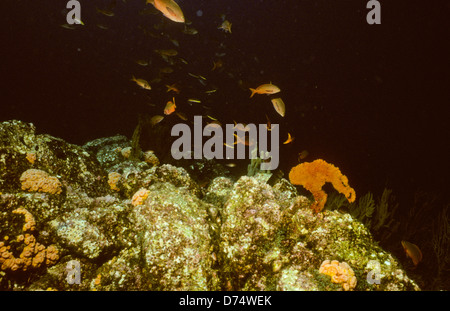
[{"xmin": 1, "ymin": 0, "xmax": 449, "ymax": 288}]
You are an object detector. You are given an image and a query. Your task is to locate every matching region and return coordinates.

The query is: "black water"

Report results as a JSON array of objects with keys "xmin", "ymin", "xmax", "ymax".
[{"xmin": 2, "ymin": 1, "xmax": 449, "ymax": 223}]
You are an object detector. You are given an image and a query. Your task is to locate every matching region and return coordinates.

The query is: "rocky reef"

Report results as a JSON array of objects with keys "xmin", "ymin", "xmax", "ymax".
[{"xmin": 0, "ymin": 120, "xmax": 420, "ymax": 290}]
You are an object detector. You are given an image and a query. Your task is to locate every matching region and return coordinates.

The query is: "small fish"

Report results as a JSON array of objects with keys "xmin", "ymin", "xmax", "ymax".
[
  {"xmin": 150, "ymin": 115, "xmax": 164, "ymax": 126},
  {"xmin": 188, "ymin": 72, "xmax": 200, "ymax": 79},
  {"xmin": 164, "ymin": 97, "xmax": 176, "ymax": 115},
  {"xmin": 131, "ymin": 76, "xmax": 151, "ymax": 90},
  {"xmin": 205, "ymin": 89, "xmax": 217, "ymax": 94},
  {"xmin": 179, "ymin": 57, "xmax": 189, "ymax": 64},
  {"xmin": 219, "ymin": 20, "xmax": 232, "ymax": 33},
  {"xmin": 159, "ymin": 67, "xmax": 174, "ymax": 74},
  {"xmin": 188, "ymin": 99, "xmax": 201, "ymax": 103},
  {"xmin": 60, "ymin": 24, "xmax": 77, "ymax": 30},
  {"xmin": 147, "ymin": 0, "xmax": 185, "ymax": 23},
  {"xmin": 166, "ymin": 84, "xmax": 180, "ymax": 93},
  {"xmin": 182, "ymin": 27, "xmax": 198, "ymax": 35},
  {"xmin": 249, "ymin": 83, "xmax": 281, "ymax": 98},
  {"xmin": 271, "ymin": 97, "xmax": 285, "ymax": 117},
  {"xmin": 175, "ymin": 111, "xmax": 187, "ymax": 121},
  {"xmin": 135, "ymin": 59, "xmax": 149, "ymax": 66},
  {"xmin": 96, "ymin": 8, "xmax": 115, "ymax": 17},
  {"xmin": 283, "ymin": 133, "xmax": 294, "ymax": 144},
  {"xmin": 207, "ymin": 115, "xmax": 218, "ymax": 121},
  {"xmin": 225, "ymin": 163, "xmax": 236, "ymax": 168},
  {"xmin": 154, "ymin": 49, "xmax": 178, "ymax": 57},
  {"xmin": 96, "ymin": 24, "xmax": 109, "ymax": 30},
  {"xmin": 401, "ymin": 240, "xmax": 423, "ymax": 266},
  {"xmin": 170, "ymin": 38, "xmax": 179, "ymax": 47},
  {"xmin": 298, "ymin": 150, "xmax": 309, "ymax": 161},
  {"xmin": 224, "ymin": 143, "xmax": 234, "ymax": 149},
  {"xmin": 211, "ymin": 59, "xmax": 223, "ymax": 71},
  {"xmin": 74, "ymin": 18, "xmax": 84, "ymax": 25}
]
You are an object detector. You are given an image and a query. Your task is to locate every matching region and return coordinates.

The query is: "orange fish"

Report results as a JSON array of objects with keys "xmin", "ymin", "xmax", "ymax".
[
  {"xmin": 401, "ymin": 240, "xmax": 422, "ymax": 266},
  {"xmin": 164, "ymin": 97, "xmax": 176, "ymax": 115},
  {"xmin": 283, "ymin": 133, "xmax": 294, "ymax": 144},
  {"xmin": 147, "ymin": 0, "xmax": 185, "ymax": 23},
  {"xmin": 271, "ymin": 97, "xmax": 285, "ymax": 117},
  {"xmin": 249, "ymin": 83, "xmax": 280, "ymax": 98}
]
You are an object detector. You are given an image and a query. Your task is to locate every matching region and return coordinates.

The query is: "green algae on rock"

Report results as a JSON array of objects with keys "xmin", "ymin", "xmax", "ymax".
[{"xmin": 0, "ymin": 120, "xmax": 420, "ymax": 291}]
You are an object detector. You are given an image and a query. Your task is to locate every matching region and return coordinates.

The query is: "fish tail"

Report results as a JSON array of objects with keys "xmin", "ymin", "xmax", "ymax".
[
  {"xmin": 130, "ymin": 75, "xmax": 136, "ymax": 82},
  {"xmin": 249, "ymin": 88, "xmax": 256, "ymax": 98}
]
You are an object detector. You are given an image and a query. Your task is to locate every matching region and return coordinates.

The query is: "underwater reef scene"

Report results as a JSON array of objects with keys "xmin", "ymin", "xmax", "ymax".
[
  {"xmin": 1, "ymin": 0, "xmax": 449, "ymax": 292},
  {"xmin": 0, "ymin": 120, "xmax": 422, "ymax": 291}
]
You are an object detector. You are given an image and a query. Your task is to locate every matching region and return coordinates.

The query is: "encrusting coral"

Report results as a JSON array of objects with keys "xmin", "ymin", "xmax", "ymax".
[
  {"xmin": 131, "ymin": 188, "xmax": 150, "ymax": 206},
  {"xmin": 108, "ymin": 172, "xmax": 122, "ymax": 191},
  {"xmin": 12, "ymin": 208, "xmax": 36, "ymax": 232},
  {"xmin": 319, "ymin": 259, "xmax": 357, "ymax": 291},
  {"xmin": 0, "ymin": 208, "xmax": 59, "ymax": 272},
  {"xmin": 288, "ymin": 159, "xmax": 356, "ymax": 213},
  {"xmin": 20, "ymin": 169, "xmax": 62, "ymax": 195}
]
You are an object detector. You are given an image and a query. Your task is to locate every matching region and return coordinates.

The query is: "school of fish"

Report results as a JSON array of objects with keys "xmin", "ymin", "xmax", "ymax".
[{"xmin": 62, "ymin": 0, "xmax": 302, "ymax": 168}]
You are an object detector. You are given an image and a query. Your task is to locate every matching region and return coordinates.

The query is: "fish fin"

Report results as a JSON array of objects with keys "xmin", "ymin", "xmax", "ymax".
[{"xmin": 249, "ymin": 88, "xmax": 256, "ymax": 98}]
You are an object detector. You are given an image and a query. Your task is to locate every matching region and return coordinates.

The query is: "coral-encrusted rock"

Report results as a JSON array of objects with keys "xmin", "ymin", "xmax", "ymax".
[
  {"xmin": 0, "ymin": 120, "xmax": 422, "ymax": 291},
  {"xmin": 48, "ymin": 203, "xmax": 131, "ymax": 260},
  {"xmin": 0, "ymin": 120, "xmax": 109, "ymax": 197},
  {"xmin": 131, "ymin": 182, "xmax": 214, "ymax": 290},
  {"xmin": 82, "ymin": 135, "xmax": 130, "ymax": 170},
  {"xmin": 218, "ymin": 176, "xmax": 302, "ymax": 290}
]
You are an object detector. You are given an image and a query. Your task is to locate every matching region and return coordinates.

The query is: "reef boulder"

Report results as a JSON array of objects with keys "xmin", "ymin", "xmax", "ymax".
[{"xmin": 0, "ymin": 120, "xmax": 420, "ymax": 291}]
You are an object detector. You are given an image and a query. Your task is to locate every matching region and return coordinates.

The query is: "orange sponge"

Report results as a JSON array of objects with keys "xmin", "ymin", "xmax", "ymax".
[
  {"xmin": 319, "ymin": 259, "xmax": 357, "ymax": 291},
  {"xmin": 289, "ymin": 159, "xmax": 355, "ymax": 213}
]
